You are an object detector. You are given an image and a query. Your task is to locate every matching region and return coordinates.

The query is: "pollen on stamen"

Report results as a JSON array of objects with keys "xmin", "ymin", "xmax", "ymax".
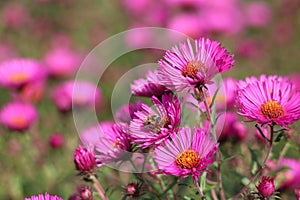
[
  {"xmin": 175, "ymin": 149, "xmax": 201, "ymax": 169},
  {"xmin": 182, "ymin": 61, "xmax": 205, "ymax": 78},
  {"xmin": 260, "ymin": 100, "xmax": 285, "ymax": 120}
]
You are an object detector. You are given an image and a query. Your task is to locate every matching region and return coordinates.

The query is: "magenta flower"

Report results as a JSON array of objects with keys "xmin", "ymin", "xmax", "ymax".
[
  {"xmin": 237, "ymin": 75, "xmax": 300, "ymax": 129},
  {"xmin": 0, "ymin": 101, "xmax": 38, "ymax": 132},
  {"xmin": 158, "ymin": 38, "xmax": 234, "ymax": 92},
  {"xmin": 69, "ymin": 186, "xmax": 93, "ymax": 200},
  {"xmin": 52, "ymin": 80, "xmax": 101, "ymax": 112},
  {"xmin": 115, "ymin": 102, "xmax": 143, "ymax": 124},
  {"xmin": 74, "ymin": 146, "xmax": 96, "ymax": 174},
  {"xmin": 130, "ymin": 94, "xmax": 181, "ymax": 148},
  {"xmin": 294, "ymin": 188, "xmax": 300, "ymax": 200},
  {"xmin": 25, "ymin": 193, "xmax": 63, "ymax": 200},
  {"xmin": 95, "ymin": 123, "xmax": 132, "ymax": 167},
  {"xmin": 49, "ymin": 133, "xmax": 65, "ymax": 149},
  {"xmin": 0, "ymin": 59, "xmax": 41, "ymax": 89},
  {"xmin": 257, "ymin": 176, "xmax": 275, "ymax": 198},
  {"xmin": 154, "ymin": 127, "xmax": 218, "ymax": 185},
  {"xmin": 44, "ymin": 47, "xmax": 81, "ymax": 78},
  {"xmin": 276, "ymin": 158, "xmax": 300, "ymax": 190},
  {"xmin": 131, "ymin": 70, "xmax": 170, "ymax": 98}
]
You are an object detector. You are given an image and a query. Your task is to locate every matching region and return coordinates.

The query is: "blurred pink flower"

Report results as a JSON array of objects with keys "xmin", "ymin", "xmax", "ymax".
[
  {"xmin": 49, "ymin": 133, "xmax": 65, "ymax": 149},
  {"xmin": 217, "ymin": 112, "xmax": 247, "ymax": 142},
  {"xmin": 44, "ymin": 47, "xmax": 82, "ymax": 78},
  {"xmin": 236, "ymin": 39, "xmax": 265, "ymax": 58},
  {"xmin": 237, "ymin": 75, "xmax": 300, "ymax": 129},
  {"xmin": 0, "ymin": 101, "xmax": 38, "ymax": 132},
  {"xmin": 167, "ymin": 14, "xmax": 205, "ymax": 39},
  {"xmin": 124, "ymin": 26, "xmax": 154, "ymax": 49},
  {"xmin": 0, "ymin": 43, "xmax": 17, "ymax": 63},
  {"xmin": 295, "ymin": 187, "xmax": 300, "ymax": 200},
  {"xmin": 257, "ymin": 176, "xmax": 275, "ymax": 198},
  {"xmin": 130, "ymin": 94, "xmax": 181, "ymax": 148},
  {"xmin": 2, "ymin": 3, "xmax": 29, "ymax": 29},
  {"xmin": 245, "ymin": 2, "xmax": 272, "ymax": 27},
  {"xmin": 74, "ymin": 146, "xmax": 96, "ymax": 174},
  {"xmin": 154, "ymin": 127, "xmax": 218, "ymax": 185},
  {"xmin": 276, "ymin": 158, "xmax": 300, "ymax": 190},
  {"xmin": 0, "ymin": 58, "xmax": 42, "ymax": 90},
  {"xmin": 115, "ymin": 102, "xmax": 143, "ymax": 124},
  {"xmin": 25, "ymin": 193, "xmax": 63, "ymax": 200},
  {"xmin": 52, "ymin": 80, "xmax": 101, "ymax": 112}
]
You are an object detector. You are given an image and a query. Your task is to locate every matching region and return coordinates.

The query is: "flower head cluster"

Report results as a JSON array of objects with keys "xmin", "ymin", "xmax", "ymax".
[
  {"xmin": 130, "ymin": 94, "xmax": 181, "ymax": 148},
  {"xmin": 158, "ymin": 38, "xmax": 234, "ymax": 92},
  {"xmin": 154, "ymin": 127, "xmax": 218, "ymax": 184},
  {"xmin": 237, "ymin": 75, "xmax": 300, "ymax": 129}
]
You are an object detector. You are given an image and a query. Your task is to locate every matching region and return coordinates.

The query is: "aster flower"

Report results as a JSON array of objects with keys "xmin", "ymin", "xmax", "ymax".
[
  {"xmin": 25, "ymin": 193, "xmax": 63, "ymax": 200},
  {"xmin": 52, "ymin": 80, "xmax": 101, "ymax": 112},
  {"xmin": 74, "ymin": 146, "xmax": 96, "ymax": 174},
  {"xmin": 158, "ymin": 38, "xmax": 234, "ymax": 92},
  {"xmin": 115, "ymin": 102, "xmax": 143, "ymax": 124},
  {"xmin": 0, "ymin": 101, "xmax": 38, "ymax": 132},
  {"xmin": 131, "ymin": 69, "xmax": 170, "ymax": 98},
  {"xmin": 0, "ymin": 58, "xmax": 41, "ymax": 89},
  {"xmin": 44, "ymin": 46, "xmax": 81, "ymax": 78},
  {"xmin": 130, "ymin": 94, "xmax": 181, "ymax": 148},
  {"xmin": 49, "ymin": 133, "xmax": 64, "ymax": 149},
  {"xmin": 257, "ymin": 176, "xmax": 275, "ymax": 198},
  {"xmin": 237, "ymin": 75, "xmax": 300, "ymax": 129},
  {"xmin": 154, "ymin": 127, "xmax": 218, "ymax": 185},
  {"xmin": 276, "ymin": 158, "xmax": 300, "ymax": 190},
  {"xmin": 95, "ymin": 122, "xmax": 132, "ymax": 167},
  {"xmin": 123, "ymin": 182, "xmax": 144, "ymax": 199}
]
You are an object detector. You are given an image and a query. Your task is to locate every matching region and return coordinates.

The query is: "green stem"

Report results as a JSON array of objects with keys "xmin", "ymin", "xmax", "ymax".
[{"xmin": 232, "ymin": 126, "xmax": 274, "ymax": 200}]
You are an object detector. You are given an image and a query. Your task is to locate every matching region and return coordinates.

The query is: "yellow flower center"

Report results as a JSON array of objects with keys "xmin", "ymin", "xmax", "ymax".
[
  {"xmin": 260, "ymin": 100, "xmax": 285, "ymax": 120},
  {"xmin": 10, "ymin": 73, "xmax": 28, "ymax": 84},
  {"xmin": 144, "ymin": 114, "xmax": 169, "ymax": 134},
  {"xmin": 11, "ymin": 116, "xmax": 27, "ymax": 129},
  {"xmin": 182, "ymin": 61, "xmax": 205, "ymax": 78},
  {"xmin": 175, "ymin": 149, "xmax": 201, "ymax": 169}
]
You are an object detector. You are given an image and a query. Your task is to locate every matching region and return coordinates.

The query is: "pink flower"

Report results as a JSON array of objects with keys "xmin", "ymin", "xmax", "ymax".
[
  {"xmin": 158, "ymin": 38, "xmax": 234, "ymax": 92},
  {"xmin": 115, "ymin": 102, "xmax": 143, "ymax": 124},
  {"xmin": 130, "ymin": 94, "xmax": 181, "ymax": 148},
  {"xmin": 2, "ymin": 3, "xmax": 29, "ymax": 29},
  {"xmin": 0, "ymin": 101, "xmax": 38, "ymax": 132},
  {"xmin": 74, "ymin": 146, "xmax": 96, "ymax": 174},
  {"xmin": 294, "ymin": 187, "xmax": 300, "ymax": 200},
  {"xmin": 69, "ymin": 186, "xmax": 93, "ymax": 200},
  {"xmin": 25, "ymin": 193, "xmax": 63, "ymax": 200},
  {"xmin": 237, "ymin": 75, "xmax": 300, "ymax": 129},
  {"xmin": 0, "ymin": 59, "xmax": 42, "ymax": 89},
  {"xmin": 217, "ymin": 112, "xmax": 247, "ymax": 142},
  {"xmin": 154, "ymin": 127, "xmax": 218, "ymax": 185},
  {"xmin": 276, "ymin": 158, "xmax": 300, "ymax": 190},
  {"xmin": 95, "ymin": 123, "xmax": 132, "ymax": 167},
  {"xmin": 257, "ymin": 176, "xmax": 275, "ymax": 197},
  {"xmin": 131, "ymin": 70, "xmax": 170, "ymax": 98},
  {"xmin": 52, "ymin": 81, "xmax": 101, "ymax": 112},
  {"xmin": 245, "ymin": 2, "xmax": 272, "ymax": 28},
  {"xmin": 44, "ymin": 47, "xmax": 81, "ymax": 78},
  {"xmin": 167, "ymin": 14, "xmax": 205, "ymax": 39},
  {"xmin": 49, "ymin": 133, "xmax": 64, "ymax": 149}
]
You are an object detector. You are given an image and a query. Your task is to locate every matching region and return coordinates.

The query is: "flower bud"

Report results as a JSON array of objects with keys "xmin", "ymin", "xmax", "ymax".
[
  {"xmin": 257, "ymin": 176, "xmax": 275, "ymax": 197},
  {"xmin": 74, "ymin": 146, "xmax": 95, "ymax": 173}
]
